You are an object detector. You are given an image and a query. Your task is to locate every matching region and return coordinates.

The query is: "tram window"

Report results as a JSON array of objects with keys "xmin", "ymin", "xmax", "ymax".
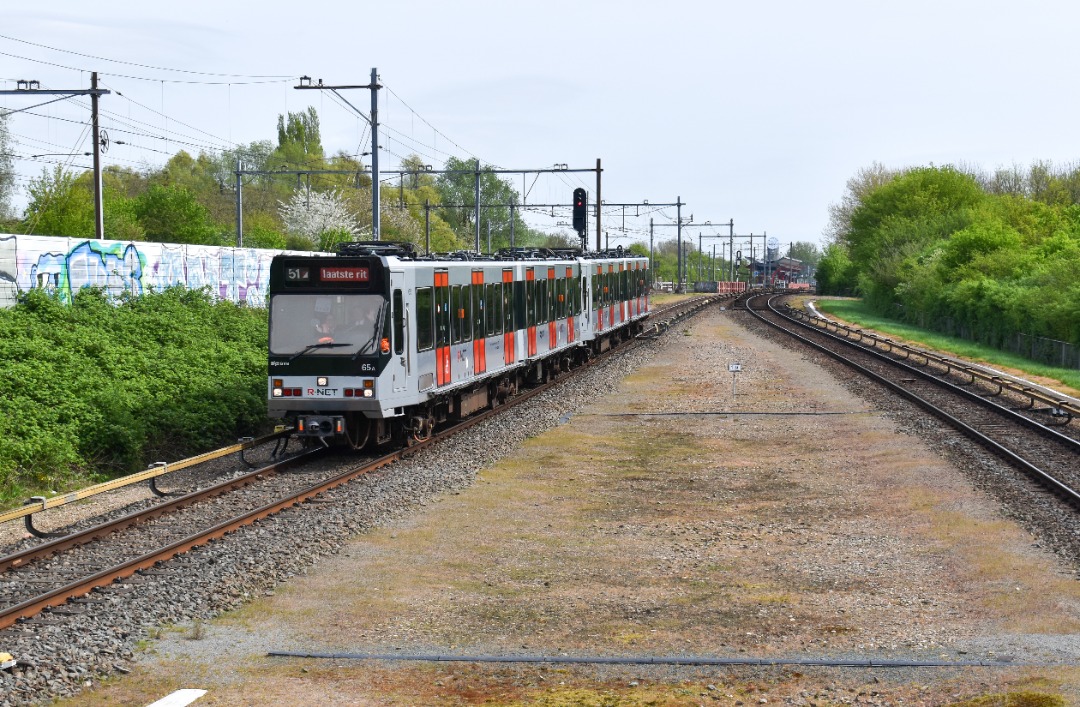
[
  {"xmin": 537, "ymin": 279, "xmax": 547, "ymax": 325},
  {"xmin": 416, "ymin": 287, "xmax": 433, "ymax": 351},
  {"xmin": 526, "ymin": 277, "xmax": 535, "ymax": 327},
  {"xmin": 474, "ymin": 284, "xmax": 485, "ymax": 339},
  {"xmin": 461, "ymin": 285, "xmax": 472, "ymax": 341},
  {"xmin": 393, "ymin": 289, "xmax": 404, "ymax": 355},
  {"xmin": 435, "ymin": 284, "xmax": 450, "ymax": 349},
  {"xmin": 485, "ymin": 283, "xmax": 498, "ymax": 335},
  {"xmin": 505, "ymin": 281, "xmax": 514, "ymax": 333},
  {"xmin": 549, "ymin": 279, "xmax": 557, "ymax": 321},
  {"xmin": 450, "ymin": 286, "xmax": 461, "ymax": 344}
]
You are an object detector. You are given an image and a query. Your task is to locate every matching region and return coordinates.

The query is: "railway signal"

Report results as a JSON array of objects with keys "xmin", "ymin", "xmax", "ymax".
[{"xmin": 572, "ymin": 188, "xmax": 587, "ymax": 234}]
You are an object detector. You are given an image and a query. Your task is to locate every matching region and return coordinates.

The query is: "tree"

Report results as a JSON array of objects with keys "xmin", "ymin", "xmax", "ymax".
[
  {"xmin": 787, "ymin": 241, "xmax": 820, "ymax": 265},
  {"xmin": 815, "ymin": 242, "xmax": 858, "ymax": 296},
  {"xmin": 279, "ymin": 188, "xmax": 360, "ymax": 252},
  {"xmin": 135, "ymin": 184, "xmax": 221, "ymax": 244},
  {"xmin": 275, "ymin": 107, "xmax": 324, "ymax": 168},
  {"xmin": 0, "ymin": 112, "xmax": 14, "ymax": 221},
  {"xmin": 435, "ymin": 156, "xmax": 535, "ymax": 250},
  {"xmin": 22, "ymin": 165, "xmax": 94, "ymax": 237},
  {"xmin": 824, "ymin": 162, "xmax": 897, "ymax": 244}
]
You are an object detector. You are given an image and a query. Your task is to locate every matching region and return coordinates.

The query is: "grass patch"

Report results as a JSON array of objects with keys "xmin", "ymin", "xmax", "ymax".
[
  {"xmin": 950, "ymin": 693, "xmax": 1065, "ymax": 707},
  {"xmin": 813, "ymin": 298, "xmax": 1080, "ymax": 393}
]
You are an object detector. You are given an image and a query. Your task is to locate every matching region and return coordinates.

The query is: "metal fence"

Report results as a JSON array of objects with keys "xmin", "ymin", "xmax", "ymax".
[
  {"xmin": 931, "ymin": 316, "xmax": 1079, "ymax": 370},
  {"xmin": 1012, "ymin": 332, "xmax": 1080, "ymax": 369}
]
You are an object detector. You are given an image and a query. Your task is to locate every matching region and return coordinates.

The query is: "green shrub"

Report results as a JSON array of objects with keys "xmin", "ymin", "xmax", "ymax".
[{"xmin": 0, "ymin": 287, "xmax": 270, "ymax": 505}]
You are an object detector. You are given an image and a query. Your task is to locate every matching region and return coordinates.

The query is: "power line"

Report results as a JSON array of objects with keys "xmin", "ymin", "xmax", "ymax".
[
  {"xmin": 99, "ymin": 80, "xmax": 233, "ymax": 148},
  {"xmin": 0, "ymin": 46, "xmax": 293, "ymax": 85},
  {"xmin": 383, "ymin": 82, "xmax": 481, "ymax": 162},
  {"xmin": 0, "ymin": 33, "xmax": 294, "ymax": 79},
  {"xmin": 0, "ymin": 94, "xmax": 76, "ymax": 116}
]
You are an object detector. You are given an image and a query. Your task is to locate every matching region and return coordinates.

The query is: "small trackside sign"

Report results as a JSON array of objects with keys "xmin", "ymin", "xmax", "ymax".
[{"xmin": 728, "ymin": 363, "xmax": 742, "ymax": 372}]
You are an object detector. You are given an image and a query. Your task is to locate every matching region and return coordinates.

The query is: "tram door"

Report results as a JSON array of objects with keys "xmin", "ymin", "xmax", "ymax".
[
  {"xmin": 434, "ymin": 270, "xmax": 451, "ymax": 386},
  {"xmin": 390, "ymin": 271, "xmax": 408, "ymax": 394}
]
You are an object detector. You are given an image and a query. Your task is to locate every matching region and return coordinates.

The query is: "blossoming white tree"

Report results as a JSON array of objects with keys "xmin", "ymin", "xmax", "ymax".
[{"xmin": 279, "ymin": 189, "xmax": 365, "ymax": 251}]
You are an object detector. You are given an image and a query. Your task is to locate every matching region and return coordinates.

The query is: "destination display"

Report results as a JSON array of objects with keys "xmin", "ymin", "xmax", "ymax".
[{"xmin": 320, "ymin": 267, "xmax": 369, "ymax": 282}]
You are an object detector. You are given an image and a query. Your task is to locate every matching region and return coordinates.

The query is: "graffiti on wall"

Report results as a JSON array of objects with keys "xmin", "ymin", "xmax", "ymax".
[{"xmin": 0, "ymin": 234, "xmax": 292, "ymax": 308}]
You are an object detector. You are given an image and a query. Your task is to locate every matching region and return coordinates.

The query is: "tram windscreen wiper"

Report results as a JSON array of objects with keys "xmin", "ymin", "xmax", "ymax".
[
  {"xmin": 352, "ymin": 302, "xmax": 388, "ymax": 360},
  {"xmin": 289, "ymin": 341, "xmax": 353, "ymax": 361}
]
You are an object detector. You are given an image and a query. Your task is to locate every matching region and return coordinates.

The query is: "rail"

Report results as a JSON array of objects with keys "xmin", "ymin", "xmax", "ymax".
[
  {"xmin": 0, "ymin": 428, "xmax": 291, "ymax": 528},
  {"xmin": 746, "ymin": 293, "xmax": 1080, "ymax": 508},
  {"xmin": 787, "ymin": 305, "xmax": 1080, "ymax": 424},
  {"xmin": 0, "ymin": 300, "xmax": 721, "ymax": 628}
]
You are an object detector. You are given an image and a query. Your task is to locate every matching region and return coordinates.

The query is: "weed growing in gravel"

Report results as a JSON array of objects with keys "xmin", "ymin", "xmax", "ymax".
[
  {"xmin": 186, "ymin": 619, "xmax": 206, "ymax": 640},
  {"xmin": 950, "ymin": 692, "xmax": 1065, "ymax": 707}
]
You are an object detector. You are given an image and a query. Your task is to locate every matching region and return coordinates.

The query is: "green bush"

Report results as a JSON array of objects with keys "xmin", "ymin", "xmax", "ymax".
[
  {"xmin": 834, "ymin": 164, "xmax": 1080, "ymax": 352},
  {"xmin": 0, "ymin": 287, "xmax": 270, "ymax": 505}
]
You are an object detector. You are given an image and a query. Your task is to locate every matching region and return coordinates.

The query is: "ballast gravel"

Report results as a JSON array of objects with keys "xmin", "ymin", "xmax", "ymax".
[
  {"xmin": 0, "ymin": 327, "xmax": 660, "ymax": 706},
  {"xmin": 2, "ymin": 301, "xmax": 1080, "ymax": 705}
]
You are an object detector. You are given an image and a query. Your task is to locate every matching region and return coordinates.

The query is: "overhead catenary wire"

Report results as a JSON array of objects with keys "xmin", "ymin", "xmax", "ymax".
[
  {"xmin": 3, "ymin": 49, "xmax": 607, "ymax": 244},
  {"xmin": 0, "ymin": 94, "xmax": 77, "ymax": 117},
  {"xmin": 382, "ymin": 82, "xmax": 482, "ymax": 162},
  {"xmin": 0, "ymin": 33, "xmax": 295, "ymax": 79},
  {"xmin": 0, "ymin": 46, "xmax": 293, "ymax": 85}
]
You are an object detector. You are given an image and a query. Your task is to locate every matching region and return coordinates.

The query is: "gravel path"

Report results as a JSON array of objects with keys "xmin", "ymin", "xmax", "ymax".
[{"xmin": 3, "ymin": 302, "xmax": 1080, "ymax": 706}]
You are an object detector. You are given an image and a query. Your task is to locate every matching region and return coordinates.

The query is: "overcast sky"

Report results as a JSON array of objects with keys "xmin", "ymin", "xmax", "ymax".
[{"xmin": 3, "ymin": 1, "xmax": 1078, "ymax": 253}]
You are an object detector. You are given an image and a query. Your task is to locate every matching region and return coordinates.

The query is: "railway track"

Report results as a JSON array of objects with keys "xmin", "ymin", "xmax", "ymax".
[
  {"xmin": 0, "ymin": 295, "xmax": 718, "ymax": 631},
  {"xmin": 743, "ymin": 292, "xmax": 1080, "ymax": 508}
]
